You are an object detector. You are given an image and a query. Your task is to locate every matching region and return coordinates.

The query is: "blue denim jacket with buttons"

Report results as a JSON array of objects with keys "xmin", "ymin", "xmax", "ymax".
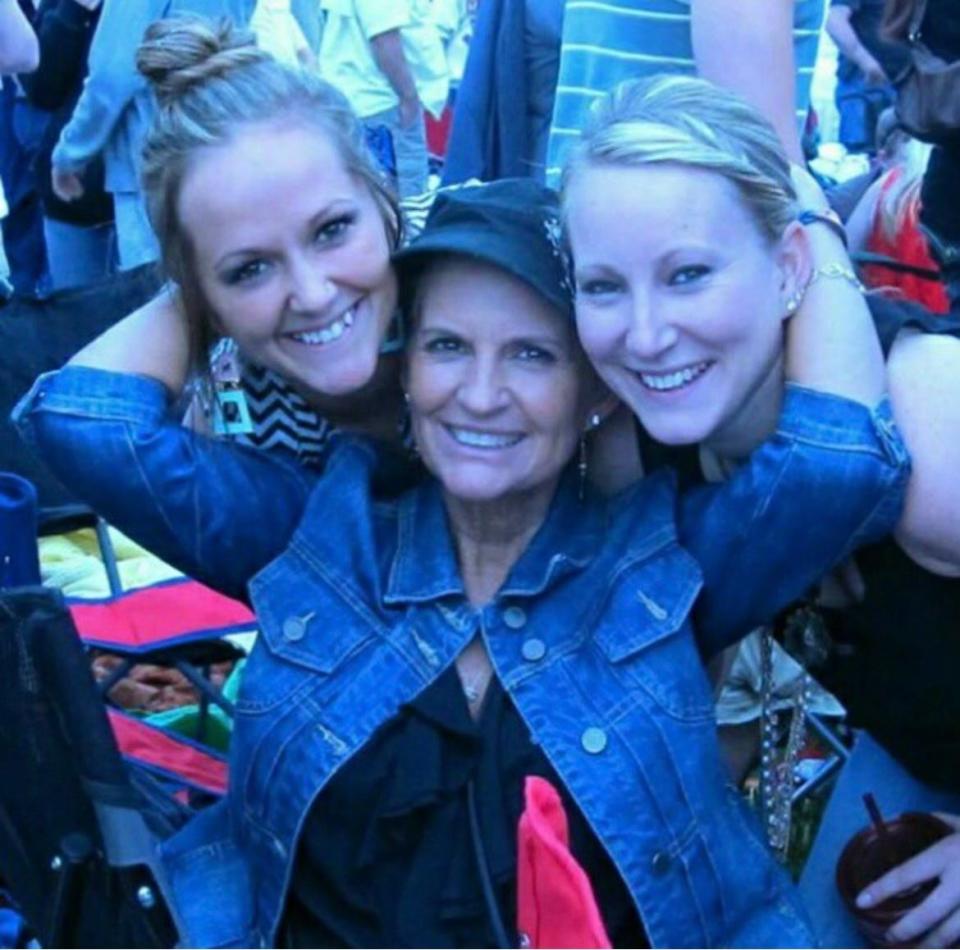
[{"xmin": 14, "ymin": 367, "xmax": 910, "ymax": 948}]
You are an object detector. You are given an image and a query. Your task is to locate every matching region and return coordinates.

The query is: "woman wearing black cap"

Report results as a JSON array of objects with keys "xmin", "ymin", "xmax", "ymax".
[{"xmin": 18, "ymin": 170, "xmax": 908, "ymax": 946}]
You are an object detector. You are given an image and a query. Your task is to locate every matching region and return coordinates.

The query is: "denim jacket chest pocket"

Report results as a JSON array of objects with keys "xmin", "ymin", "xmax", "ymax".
[
  {"xmin": 242, "ymin": 548, "xmax": 382, "ymax": 714},
  {"xmin": 591, "ymin": 544, "xmax": 712, "ymax": 722}
]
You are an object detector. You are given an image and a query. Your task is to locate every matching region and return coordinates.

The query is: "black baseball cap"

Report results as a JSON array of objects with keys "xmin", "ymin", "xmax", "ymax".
[{"xmin": 393, "ymin": 178, "xmax": 574, "ymax": 319}]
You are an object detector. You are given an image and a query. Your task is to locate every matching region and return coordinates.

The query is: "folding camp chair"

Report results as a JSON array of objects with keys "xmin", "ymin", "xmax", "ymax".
[
  {"xmin": 40, "ymin": 505, "xmax": 251, "ymax": 761},
  {"xmin": 0, "ymin": 586, "xmax": 182, "ymax": 947}
]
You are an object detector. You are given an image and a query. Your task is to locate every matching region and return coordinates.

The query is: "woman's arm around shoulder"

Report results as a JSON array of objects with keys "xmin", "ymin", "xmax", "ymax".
[
  {"xmin": 680, "ymin": 386, "xmax": 911, "ymax": 655},
  {"xmin": 786, "ymin": 165, "xmax": 886, "ymax": 407},
  {"xmin": 13, "ymin": 294, "xmax": 318, "ymax": 599},
  {"xmin": 70, "ymin": 287, "xmax": 194, "ymax": 393},
  {"xmin": 888, "ymin": 329, "xmax": 960, "ymax": 576}
]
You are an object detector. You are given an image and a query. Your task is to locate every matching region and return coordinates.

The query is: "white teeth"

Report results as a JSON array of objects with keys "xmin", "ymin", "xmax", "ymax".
[
  {"xmin": 639, "ymin": 362, "xmax": 710, "ymax": 392},
  {"xmin": 449, "ymin": 427, "xmax": 523, "ymax": 449},
  {"xmin": 290, "ymin": 305, "xmax": 356, "ymax": 346}
]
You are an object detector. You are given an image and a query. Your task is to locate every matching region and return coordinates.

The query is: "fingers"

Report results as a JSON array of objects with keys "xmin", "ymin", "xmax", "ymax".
[
  {"xmin": 888, "ymin": 882, "xmax": 955, "ymax": 944},
  {"xmin": 51, "ymin": 170, "xmax": 83, "ymax": 202},
  {"xmin": 919, "ymin": 905, "xmax": 960, "ymax": 948},
  {"xmin": 857, "ymin": 833, "xmax": 960, "ymax": 947},
  {"xmin": 858, "ymin": 844, "xmax": 947, "ymax": 908}
]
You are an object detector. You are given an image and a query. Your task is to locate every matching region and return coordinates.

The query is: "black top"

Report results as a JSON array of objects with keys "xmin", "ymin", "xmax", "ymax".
[
  {"xmin": 18, "ymin": 0, "xmax": 112, "ymax": 226},
  {"xmin": 637, "ymin": 296, "xmax": 960, "ymax": 792},
  {"xmin": 831, "ymin": 0, "xmax": 911, "ymax": 83},
  {"xmin": 922, "ymin": 0, "xmax": 960, "ymax": 62},
  {"xmin": 280, "ymin": 667, "xmax": 645, "ymax": 948}
]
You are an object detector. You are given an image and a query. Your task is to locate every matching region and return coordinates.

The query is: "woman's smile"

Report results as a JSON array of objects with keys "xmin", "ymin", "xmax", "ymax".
[
  {"xmin": 636, "ymin": 359, "xmax": 715, "ymax": 393},
  {"xmin": 442, "ymin": 423, "xmax": 526, "ymax": 451}
]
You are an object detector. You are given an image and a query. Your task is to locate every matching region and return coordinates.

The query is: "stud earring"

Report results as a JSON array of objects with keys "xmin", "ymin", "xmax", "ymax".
[{"xmin": 784, "ymin": 290, "xmax": 803, "ymax": 315}]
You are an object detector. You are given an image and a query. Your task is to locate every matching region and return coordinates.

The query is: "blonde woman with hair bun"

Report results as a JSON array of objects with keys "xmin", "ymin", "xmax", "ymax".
[{"xmin": 71, "ymin": 15, "xmax": 408, "ymax": 450}]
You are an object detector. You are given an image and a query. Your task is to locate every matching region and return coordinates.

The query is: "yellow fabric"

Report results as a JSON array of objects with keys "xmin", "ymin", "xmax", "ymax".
[{"xmin": 39, "ymin": 526, "xmax": 181, "ymax": 599}]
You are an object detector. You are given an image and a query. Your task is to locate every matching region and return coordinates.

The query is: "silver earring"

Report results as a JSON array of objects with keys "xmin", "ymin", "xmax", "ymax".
[
  {"xmin": 785, "ymin": 292, "xmax": 802, "ymax": 315},
  {"xmin": 588, "ymin": 412, "xmax": 601, "ymax": 430}
]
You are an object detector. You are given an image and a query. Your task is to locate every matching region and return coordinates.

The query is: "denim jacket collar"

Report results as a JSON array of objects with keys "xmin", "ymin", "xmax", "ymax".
[{"xmin": 384, "ymin": 466, "xmax": 605, "ymax": 606}]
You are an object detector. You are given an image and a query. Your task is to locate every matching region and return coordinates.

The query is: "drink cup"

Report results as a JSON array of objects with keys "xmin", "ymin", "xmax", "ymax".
[{"xmin": 836, "ymin": 811, "xmax": 953, "ymax": 947}]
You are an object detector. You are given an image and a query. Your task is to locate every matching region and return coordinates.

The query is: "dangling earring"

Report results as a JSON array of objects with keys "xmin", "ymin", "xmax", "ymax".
[
  {"xmin": 578, "ymin": 413, "xmax": 602, "ymax": 501},
  {"xmin": 211, "ymin": 342, "xmax": 254, "ymax": 436}
]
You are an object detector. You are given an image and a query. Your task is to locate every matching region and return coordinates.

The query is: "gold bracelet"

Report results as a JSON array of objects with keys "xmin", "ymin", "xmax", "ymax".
[{"xmin": 805, "ymin": 262, "xmax": 866, "ymax": 294}]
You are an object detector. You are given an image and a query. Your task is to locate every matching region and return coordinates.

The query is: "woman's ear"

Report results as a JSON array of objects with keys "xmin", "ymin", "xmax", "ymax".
[
  {"xmin": 776, "ymin": 220, "xmax": 812, "ymax": 322},
  {"xmin": 586, "ymin": 385, "xmax": 620, "ymax": 430}
]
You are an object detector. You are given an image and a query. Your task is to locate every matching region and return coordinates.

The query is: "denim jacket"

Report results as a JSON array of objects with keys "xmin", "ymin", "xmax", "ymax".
[{"xmin": 14, "ymin": 367, "xmax": 909, "ymax": 948}]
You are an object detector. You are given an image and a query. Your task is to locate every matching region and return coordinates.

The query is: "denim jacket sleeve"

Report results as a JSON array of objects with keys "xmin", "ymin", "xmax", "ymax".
[
  {"xmin": 12, "ymin": 366, "xmax": 317, "ymax": 600},
  {"xmin": 679, "ymin": 384, "xmax": 911, "ymax": 657}
]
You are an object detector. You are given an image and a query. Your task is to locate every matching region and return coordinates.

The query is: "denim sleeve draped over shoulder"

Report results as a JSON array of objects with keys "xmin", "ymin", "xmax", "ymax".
[
  {"xmin": 12, "ymin": 365, "xmax": 318, "ymax": 600},
  {"xmin": 678, "ymin": 385, "xmax": 910, "ymax": 658}
]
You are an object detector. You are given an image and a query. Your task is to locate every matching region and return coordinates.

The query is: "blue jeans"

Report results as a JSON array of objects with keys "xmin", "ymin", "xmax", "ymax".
[
  {"xmin": 800, "ymin": 732, "xmax": 960, "ymax": 947},
  {"xmin": 835, "ymin": 77, "xmax": 895, "ymax": 154},
  {"xmin": 365, "ymin": 105, "xmax": 428, "ymax": 198},
  {"xmin": 114, "ymin": 191, "xmax": 159, "ymax": 270},
  {"xmin": 43, "ymin": 218, "xmax": 116, "ymax": 291}
]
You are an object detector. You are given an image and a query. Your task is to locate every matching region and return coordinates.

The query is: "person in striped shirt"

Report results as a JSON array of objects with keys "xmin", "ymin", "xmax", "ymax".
[{"xmin": 546, "ymin": 0, "xmax": 826, "ymax": 182}]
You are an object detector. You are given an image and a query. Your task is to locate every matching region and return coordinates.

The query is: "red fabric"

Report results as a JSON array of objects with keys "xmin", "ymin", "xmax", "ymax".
[
  {"xmin": 69, "ymin": 578, "xmax": 255, "ymax": 651},
  {"xmin": 517, "ymin": 776, "xmax": 612, "ymax": 949},
  {"xmin": 107, "ymin": 708, "xmax": 229, "ymax": 796},
  {"xmin": 425, "ymin": 103, "xmax": 453, "ymax": 160},
  {"xmin": 864, "ymin": 169, "xmax": 950, "ymax": 313}
]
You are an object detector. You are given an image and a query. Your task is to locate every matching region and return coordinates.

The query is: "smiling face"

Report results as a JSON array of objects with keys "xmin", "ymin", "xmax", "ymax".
[
  {"xmin": 406, "ymin": 258, "xmax": 599, "ymax": 506},
  {"xmin": 177, "ymin": 121, "xmax": 398, "ymax": 400},
  {"xmin": 566, "ymin": 162, "xmax": 803, "ymax": 451}
]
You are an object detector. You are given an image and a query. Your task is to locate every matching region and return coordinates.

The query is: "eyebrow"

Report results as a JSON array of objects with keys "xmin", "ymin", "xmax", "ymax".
[{"xmin": 417, "ymin": 322, "xmax": 570, "ymax": 348}]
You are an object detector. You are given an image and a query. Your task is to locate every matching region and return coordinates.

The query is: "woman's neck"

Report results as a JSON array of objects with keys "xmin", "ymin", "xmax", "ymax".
[
  {"xmin": 445, "ymin": 480, "xmax": 559, "ymax": 607},
  {"xmin": 702, "ymin": 356, "xmax": 785, "ymax": 464},
  {"xmin": 298, "ymin": 355, "xmax": 405, "ymax": 445}
]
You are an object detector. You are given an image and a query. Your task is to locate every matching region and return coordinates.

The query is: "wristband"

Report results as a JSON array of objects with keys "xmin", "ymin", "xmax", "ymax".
[{"xmin": 799, "ymin": 208, "xmax": 848, "ymax": 248}]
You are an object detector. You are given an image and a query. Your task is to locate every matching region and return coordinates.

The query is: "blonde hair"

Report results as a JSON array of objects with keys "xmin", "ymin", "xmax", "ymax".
[
  {"xmin": 875, "ymin": 138, "xmax": 933, "ymax": 243},
  {"xmin": 562, "ymin": 74, "xmax": 799, "ymax": 244},
  {"xmin": 136, "ymin": 15, "xmax": 402, "ymax": 370}
]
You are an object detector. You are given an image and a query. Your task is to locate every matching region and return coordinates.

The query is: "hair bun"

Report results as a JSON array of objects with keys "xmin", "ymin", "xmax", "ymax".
[{"xmin": 137, "ymin": 16, "xmax": 266, "ymax": 108}]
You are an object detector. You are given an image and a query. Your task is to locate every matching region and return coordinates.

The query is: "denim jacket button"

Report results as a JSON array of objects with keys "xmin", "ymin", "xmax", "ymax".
[
  {"xmin": 521, "ymin": 638, "xmax": 546, "ymax": 662},
  {"xmin": 581, "ymin": 727, "xmax": 607, "ymax": 754},
  {"xmin": 282, "ymin": 617, "xmax": 307, "ymax": 641},
  {"xmin": 503, "ymin": 606, "xmax": 527, "ymax": 629},
  {"xmin": 651, "ymin": 850, "xmax": 672, "ymax": 875}
]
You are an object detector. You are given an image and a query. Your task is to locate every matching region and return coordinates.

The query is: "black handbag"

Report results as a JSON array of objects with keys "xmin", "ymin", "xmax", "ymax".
[{"xmin": 888, "ymin": 0, "xmax": 960, "ymax": 144}]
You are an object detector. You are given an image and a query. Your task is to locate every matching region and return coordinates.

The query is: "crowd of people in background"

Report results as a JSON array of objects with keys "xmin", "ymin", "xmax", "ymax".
[{"xmin": 1, "ymin": 1, "xmax": 960, "ymax": 948}]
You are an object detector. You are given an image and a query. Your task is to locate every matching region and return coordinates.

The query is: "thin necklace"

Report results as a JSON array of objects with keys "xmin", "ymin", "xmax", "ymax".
[{"xmin": 459, "ymin": 666, "xmax": 493, "ymax": 705}]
